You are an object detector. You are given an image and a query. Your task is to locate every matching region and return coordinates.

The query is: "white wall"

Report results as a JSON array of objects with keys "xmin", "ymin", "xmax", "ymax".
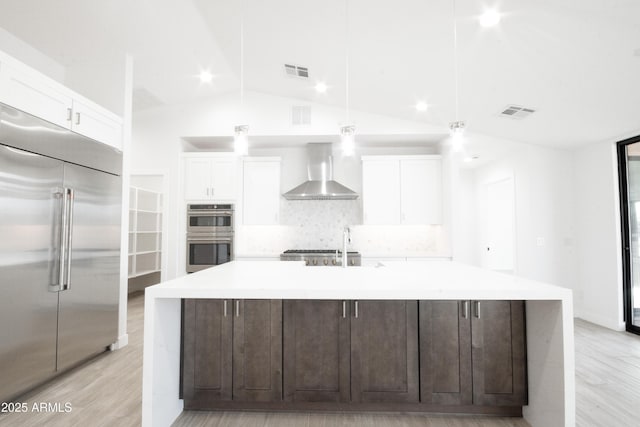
[
  {"xmin": 454, "ymin": 138, "xmax": 577, "ymax": 289},
  {"xmin": 0, "ymin": 26, "xmax": 65, "ymax": 82},
  {"xmin": 573, "ymin": 141, "xmax": 624, "ymax": 330},
  {"xmin": 64, "ymin": 54, "xmax": 126, "ymax": 116}
]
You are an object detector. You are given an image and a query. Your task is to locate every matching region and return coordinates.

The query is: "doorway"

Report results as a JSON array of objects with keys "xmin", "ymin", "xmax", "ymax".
[
  {"xmin": 483, "ymin": 177, "xmax": 516, "ymax": 274},
  {"xmin": 618, "ymin": 136, "xmax": 640, "ymax": 335},
  {"xmin": 128, "ymin": 174, "xmax": 166, "ymax": 293}
]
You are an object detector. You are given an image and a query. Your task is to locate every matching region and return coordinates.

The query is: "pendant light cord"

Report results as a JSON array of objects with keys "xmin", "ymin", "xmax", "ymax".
[
  {"xmin": 240, "ymin": 0, "xmax": 244, "ymax": 112},
  {"xmin": 453, "ymin": 0, "xmax": 459, "ymax": 122},
  {"xmin": 345, "ymin": 0, "xmax": 350, "ymax": 124}
]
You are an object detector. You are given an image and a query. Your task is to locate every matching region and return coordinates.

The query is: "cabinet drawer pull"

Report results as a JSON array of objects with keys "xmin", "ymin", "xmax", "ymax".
[
  {"xmin": 75, "ymin": 112, "xmax": 81, "ymax": 125},
  {"xmin": 67, "ymin": 108, "xmax": 72, "ymax": 122},
  {"xmin": 462, "ymin": 300, "xmax": 469, "ymax": 319},
  {"xmin": 354, "ymin": 300, "xmax": 359, "ymax": 319},
  {"xmin": 235, "ymin": 300, "xmax": 240, "ymax": 317},
  {"xmin": 342, "ymin": 301, "xmax": 346, "ymax": 318},
  {"xmin": 474, "ymin": 301, "xmax": 481, "ymax": 318},
  {"xmin": 223, "ymin": 300, "xmax": 227, "ymax": 317}
]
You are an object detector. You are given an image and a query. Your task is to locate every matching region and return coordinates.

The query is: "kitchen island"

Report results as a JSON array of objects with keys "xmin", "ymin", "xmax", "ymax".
[{"xmin": 142, "ymin": 260, "xmax": 574, "ymax": 427}]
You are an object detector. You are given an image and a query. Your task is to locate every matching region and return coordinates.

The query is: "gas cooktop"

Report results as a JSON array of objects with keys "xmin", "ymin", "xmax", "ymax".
[{"xmin": 280, "ymin": 249, "xmax": 361, "ymax": 266}]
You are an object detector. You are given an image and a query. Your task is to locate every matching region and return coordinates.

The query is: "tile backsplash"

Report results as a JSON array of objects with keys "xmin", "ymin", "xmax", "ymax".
[{"xmin": 235, "ymin": 199, "xmax": 450, "ymax": 256}]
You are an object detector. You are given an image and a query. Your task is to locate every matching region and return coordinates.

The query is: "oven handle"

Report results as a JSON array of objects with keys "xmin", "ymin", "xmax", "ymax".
[
  {"xmin": 187, "ymin": 210, "xmax": 234, "ymax": 216},
  {"xmin": 187, "ymin": 237, "xmax": 234, "ymax": 242}
]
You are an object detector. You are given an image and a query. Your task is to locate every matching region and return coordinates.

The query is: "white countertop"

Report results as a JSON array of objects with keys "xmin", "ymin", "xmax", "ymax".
[{"xmin": 146, "ymin": 260, "xmax": 571, "ymax": 301}]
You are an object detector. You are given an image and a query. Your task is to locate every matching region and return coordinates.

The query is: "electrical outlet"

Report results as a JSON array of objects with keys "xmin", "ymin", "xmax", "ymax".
[{"xmin": 536, "ymin": 237, "xmax": 545, "ymax": 247}]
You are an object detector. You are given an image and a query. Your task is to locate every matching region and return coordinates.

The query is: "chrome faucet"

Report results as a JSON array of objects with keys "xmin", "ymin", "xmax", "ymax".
[{"xmin": 342, "ymin": 226, "xmax": 351, "ymax": 268}]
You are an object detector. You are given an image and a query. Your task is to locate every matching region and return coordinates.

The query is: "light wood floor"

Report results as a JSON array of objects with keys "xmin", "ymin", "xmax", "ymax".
[{"xmin": 1, "ymin": 294, "xmax": 639, "ymax": 426}]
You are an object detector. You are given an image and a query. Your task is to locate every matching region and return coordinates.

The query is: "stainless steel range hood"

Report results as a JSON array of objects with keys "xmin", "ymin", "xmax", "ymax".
[{"xmin": 283, "ymin": 143, "xmax": 358, "ymax": 200}]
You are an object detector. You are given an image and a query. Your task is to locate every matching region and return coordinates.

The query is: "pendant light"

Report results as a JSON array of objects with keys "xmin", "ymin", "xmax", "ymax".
[
  {"xmin": 449, "ymin": 0, "xmax": 465, "ymax": 151},
  {"xmin": 234, "ymin": 0, "xmax": 249, "ymax": 156},
  {"xmin": 340, "ymin": 0, "xmax": 355, "ymax": 156}
]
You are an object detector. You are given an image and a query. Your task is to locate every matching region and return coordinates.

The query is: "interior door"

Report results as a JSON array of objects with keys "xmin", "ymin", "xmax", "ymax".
[
  {"xmin": 484, "ymin": 177, "xmax": 516, "ymax": 273},
  {"xmin": 0, "ymin": 144, "xmax": 63, "ymax": 402},
  {"xmin": 56, "ymin": 163, "xmax": 121, "ymax": 371}
]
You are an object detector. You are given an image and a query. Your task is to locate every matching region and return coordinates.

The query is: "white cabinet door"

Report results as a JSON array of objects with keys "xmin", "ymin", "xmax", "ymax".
[
  {"xmin": 400, "ymin": 159, "xmax": 442, "ymax": 224},
  {"xmin": 211, "ymin": 159, "xmax": 237, "ymax": 200},
  {"xmin": 0, "ymin": 62, "xmax": 73, "ymax": 129},
  {"xmin": 184, "ymin": 157, "xmax": 238, "ymax": 201},
  {"xmin": 243, "ymin": 160, "xmax": 281, "ymax": 225},
  {"xmin": 184, "ymin": 158, "xmax": 213, "ymax": 200},
  {"xmin": 72, "ymin": 100, "xmax": 122, "ymax": 150},
  {"xmin": 362, "ymin": 159, "xmax": 400, "ymax": 224}
]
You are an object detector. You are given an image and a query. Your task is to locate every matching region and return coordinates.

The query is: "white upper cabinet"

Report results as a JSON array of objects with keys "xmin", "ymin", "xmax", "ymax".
[
  {"xmin": 0, "ymin": 52, "xmax": 123, "ymax": 150},
  {"xmin": 362, "ymin": 155, "xmax": 442, "ymax": 225},
  {"xmin": 183, "ymin": 155, "xmax": 238, "ymax": 201},
  {"xmin": 71, "ymin": 99, "xmax": 122, "ymax": 150},
  {"xmin": 362, "ymin": 159, "xmax": 401, "ymax": 225},
  {"xmin": 400, "ymin": 158, "xmax": 442, "ymax": 224},
  {"xmin": 0, "ymin": 62, "xmax": 73, "ymax": 129},
  {"xmin": 242, "ymin": 158, "xmax": 281, "ymax": 225}
]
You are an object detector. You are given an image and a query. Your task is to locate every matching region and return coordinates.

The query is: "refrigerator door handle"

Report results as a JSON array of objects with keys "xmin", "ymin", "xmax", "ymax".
[
  {"xmin": 61, "ymin": 188, "xmax": 74, "ymax": 291},
  {"xmin": 50, "ymin": 188, "xmax": 65, "ymax": 292}
]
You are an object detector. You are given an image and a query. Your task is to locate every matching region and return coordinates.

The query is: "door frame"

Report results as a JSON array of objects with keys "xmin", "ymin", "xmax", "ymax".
[{"xmin": 617, "ymin": 135, "xmax": 640, "ymax": 335}]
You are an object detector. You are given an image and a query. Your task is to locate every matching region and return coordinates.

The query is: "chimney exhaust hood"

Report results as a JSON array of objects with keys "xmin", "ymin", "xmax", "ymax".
[{"xmin": 283, "ymin": 143, "xmax": 358, "ymax": 200}]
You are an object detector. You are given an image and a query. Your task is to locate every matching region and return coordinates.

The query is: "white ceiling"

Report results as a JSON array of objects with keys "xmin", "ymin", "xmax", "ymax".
[{"xmin": 0, "ymin": 0, "xmax": 639, "ymax": 149}]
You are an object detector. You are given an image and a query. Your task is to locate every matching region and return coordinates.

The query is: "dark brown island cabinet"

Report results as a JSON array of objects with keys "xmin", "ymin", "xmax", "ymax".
[
  {"xmin": 181, "ymin": 299, "xmax": 282, "ymax": 408},
  {"xmin": 283, "ymin": 300, "xmax": 419, "ymax": 404},
  {"xmin": 420, "ymin": 300, "xmax": 527, "ymax": 407},
  {"xmin": 181, "ymin": 298, "xmax": 526, "ymax": 415}
]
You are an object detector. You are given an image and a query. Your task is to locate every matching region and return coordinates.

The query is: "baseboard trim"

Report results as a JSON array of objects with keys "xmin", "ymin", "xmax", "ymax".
[{"xmin": 575, "ymin": 311, "xmax": 624, "ymax": 331}]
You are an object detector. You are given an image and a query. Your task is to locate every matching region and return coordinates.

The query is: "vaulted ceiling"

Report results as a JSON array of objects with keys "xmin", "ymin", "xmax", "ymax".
[{"xmin": 0, "ymin": 0, "xmax": 639, "ymax": 149}]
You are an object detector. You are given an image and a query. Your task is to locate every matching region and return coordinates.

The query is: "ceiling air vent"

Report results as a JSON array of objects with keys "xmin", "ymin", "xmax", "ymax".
[
  {"xmin": 291, "ymin": 105, "xmax": 311, "ymax": 126},
  {"xmin": 284, "ymin": 63, "xmax": 309, "ymax": 79},
  {"xmin": 499, "ymin": 105, "xmax": 536, "ymax": 119}
]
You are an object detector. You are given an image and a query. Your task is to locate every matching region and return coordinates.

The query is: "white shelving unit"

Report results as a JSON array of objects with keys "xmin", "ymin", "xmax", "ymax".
[{"xmin": 128, "ymin": 186, "xmax": 163, "ymax": 278}]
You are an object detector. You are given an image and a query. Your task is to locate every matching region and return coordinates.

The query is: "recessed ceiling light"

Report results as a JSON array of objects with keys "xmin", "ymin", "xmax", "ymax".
[
  {"xmin": 199, "ymin": 70, "xmax": 213, "ymax": 84},
  {"xmin": 315, "ymin": 82, "xmax": 328, "ymax": 93},
  {"xmin": 479, "ymin": 9, "xmax": 501, "ymax": 27},
  {"xmin": 415, "ymin": 101, "xmax": 428, "ymax": 112}
]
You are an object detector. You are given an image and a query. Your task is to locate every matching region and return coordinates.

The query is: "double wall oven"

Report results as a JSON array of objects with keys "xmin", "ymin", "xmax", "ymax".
[{"xmin": 186, "ymin": 204, "xmax": 234, "ymax": 273}]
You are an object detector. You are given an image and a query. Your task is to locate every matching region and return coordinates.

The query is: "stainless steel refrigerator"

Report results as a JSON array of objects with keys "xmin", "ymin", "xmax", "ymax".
[{"xmin": 0, "ymin": 104, "xmax": 122, "ymax": 402}]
